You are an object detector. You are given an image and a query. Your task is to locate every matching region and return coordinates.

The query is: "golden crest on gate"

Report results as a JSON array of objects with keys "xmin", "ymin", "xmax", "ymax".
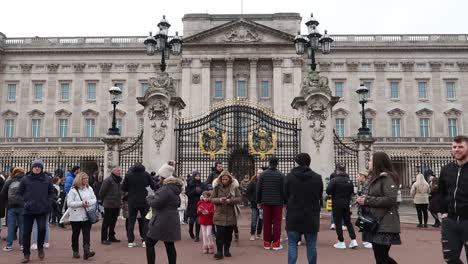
[
  {"xmin": 249, "ymin": 127, "xmax": 277, "ymax": 160},
  {"xmin": 199, "ymin": 127, "xmax": 227, "ymax": 160}
]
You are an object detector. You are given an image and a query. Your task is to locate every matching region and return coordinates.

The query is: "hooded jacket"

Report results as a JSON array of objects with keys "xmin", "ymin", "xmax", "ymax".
[
  {"xmin": 211, "ymin": 172, "xmax": 241, "ymax": 226},
  {"xmin": 186, "ymin": 178, "xmax": 206, "ymax": 217},
  {"xmin": 284, "ymin": 166, "xmax": 323, "ymax": 233},
  {"xmin": 326, "ymin": 172, "xmax": 354, "ymax": 208},
  {"xmin": 64, "ymin": 170, "xmax": 76, "ymax": 194},
  {"xmin": 121, "ymin": 164, "xmax": 155, "ymax": 208},
  {"xmin": 0, "ymin": 169, "xmax": 25, "ymax": 208},
  {"xmin": 16, "ymin": 170, "xmax": 56, "ymax": 214}
]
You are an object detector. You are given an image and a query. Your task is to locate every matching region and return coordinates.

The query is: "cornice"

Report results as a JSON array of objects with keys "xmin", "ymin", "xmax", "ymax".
[
  {"xmin": 415, "ymin": 108, "xmax": 434, "ymax": 116},
  {"xmin": 429, "ymin": 61, "xmax": 442, "ymax": 72},
  {"xmin": 100, "ymin": 63, "xmax": 113, "ymax": 72},
  {"xmin": 181, "ymin": 58, "xmax": 192, "ymax": 68},
  {"xmin": 457, "ymin": 61, "xmax": 468, "ymax": 71},
  {"xmin": 387, "ymin": 108, "xmax": 405, "ymax": 116},
  {"xmin": 333, "ymin": 108, "xmax": 349, "ymax": 117},
  {"xmin": 55, "ymin": 109, "xmax": 72, "ymax": 117},
  {"xmin": 272, "ymin": 57, "xmax": 283, "ymax": 67},
  {"xmin": 444, "ymin": 108, "xmax": 462, "ymax": 116},
  {"xmin": 346, "ymin": 61, "xmax": 359, "ymax": 72},
  {"xmin": 82, "ymin": 109, "xmax": 99, "ymax": 116},
  {"xmin": 317, "ymin": 61, "xmax": 331, "ymax": 71},
  {"xmin": 28, "ymin": 109, "xmax": 46, "ymax": 117},
  {"xmin": 200, "ymin": 58, "xmax": 211, "ymax": 68},
  {"xmin": 374, "ymin": 61, "xmax": 386, "ymax": 72}
]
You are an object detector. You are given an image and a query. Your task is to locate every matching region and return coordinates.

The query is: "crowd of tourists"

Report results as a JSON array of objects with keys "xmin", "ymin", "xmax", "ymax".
[{"xmin": 0, "ymin": 135, "xmax": 468, "ymax": 264}]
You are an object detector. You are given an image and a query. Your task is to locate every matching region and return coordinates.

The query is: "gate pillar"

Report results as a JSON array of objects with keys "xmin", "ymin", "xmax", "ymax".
[
  {"xmin": 137, "ymin": 72, "xmax": 186, "ymax": 173},
  {"xmin": 102, "ymin": 135, "xmax": 126, "ymax": 178},
  {"xmin": 353, "ymin": 137, "xmax": 375, "ymax": 173},
  {"xmin": 292, "ymin": 70, "xmax": 339, "ymax": 179}
]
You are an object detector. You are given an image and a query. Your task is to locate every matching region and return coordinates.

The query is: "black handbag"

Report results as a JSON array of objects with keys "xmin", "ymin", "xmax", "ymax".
[
  {"xmin": 355, "ymin": 208, "xmax": 390, "ymax": 233},
  {"xmin": 76, "ymin": 188, "xmax": 99, "ymax": 224}
]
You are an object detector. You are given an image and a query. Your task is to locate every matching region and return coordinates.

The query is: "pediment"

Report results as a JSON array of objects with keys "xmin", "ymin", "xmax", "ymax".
[
  {"xmin": 183, "ymin": 19, "xmax": 295, "ymax": 45},
  {"xmin": 136, "ymin": 109, "xmax": 144, "ymax": 116},
  {"xmin": 332, "ymin": 108, "xmax": 349, "ymax": 117},
  {"xmin": 81, "ymin": 109, "xmax": 99, "ymax": 116},
  {"xmin": 1, "ymin": 109, "xmax": 18, "ymax": 117},
  {"xmin": 415, "ymin": 108, "xmax": 434, "ymax": 116},
  {"xmin": 444, "ymin": 108, "xmax": 462, "ymax": 116},
  {"xmin": 55, "ymin": 109, "xmax": 72, "ymax": 117},
  {"xmin": 387, "ymin": 108, "xmax": 405, "ymax": 116},
  {"xmin": 362, "ymin": 107, "xmax": 377, "ymax": 117},
  {"xmin": 108, "ymin": 109, "xmax": 126, "ymax": 116},
  {"xmin": 28, "ymin": 109, "xmax": 45, "ymax": 117}
]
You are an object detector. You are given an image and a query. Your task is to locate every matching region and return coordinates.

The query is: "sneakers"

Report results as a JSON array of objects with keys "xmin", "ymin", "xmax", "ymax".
[
  {"xmin": 297, "ymin": 241, "xmax": 302, "ymax": 246},
  {"xmin": 142, "ymin": 241, "xmax": 146, "ymax": 248},
  {"xmin": 30, "ymin": 244, "xmax": 37, "ymax": 250},
  {"xmin": 44, "ymin": 243, "xmax": 50, "ymax": 249},
  {"xmin": 363, "ymin": 242, "xmax": 373, "ymax": 249},
  {"xmin": 330, "ymin": 224, "xmax": 336, "ymax": 230},
  {"xmin": 333, "ymin": 241, "xmax": 346, "ymax": 249},
  {"xmin": 349, "ymin": 240, "xmax": 358, "ymax": 249},
  {"xmin": 255, "ymin": 235, "xmax": 261, "ymax": 240},
  {"xmin": 3, "ymin": 246, "xmax": 13, "ymax": 252},
  {"xmin": 128, "ymin": 242, "xmax": 137, "ymax": 248},
  {"xmin": 101, "ymin": 240, "xmax": 111, "ymax": 245},
  {"xmin": 263, "ymin": 241, "xmax": 271, "ymax": 250},
  {"xmin": 250, "ymin": 235, "xmax": 255, "ymax": 241},
  {"xmin": 234, "ymin": 233, "xmax": 239, "ymax": 241},
  {"xmin": 272, "ymin": 241, "xmax": 283, "ymax": 250},
  {"xmin": 342, "ymin": 226, "xmax": 347, "ymax": 231}
]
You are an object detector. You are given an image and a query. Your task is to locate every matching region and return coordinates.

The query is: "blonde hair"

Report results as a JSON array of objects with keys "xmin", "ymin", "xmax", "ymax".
[
  {"xmin": 72, "ymin": 172, "xmax": 89, "ymax": 190},
  {"xmin": 414, "ymin": 173, "xmax": 430, "ymax": 193}
]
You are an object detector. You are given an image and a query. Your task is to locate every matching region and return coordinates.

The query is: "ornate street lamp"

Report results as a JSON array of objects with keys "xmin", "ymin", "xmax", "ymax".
[
  {"xmin": 294, "ymin": 13, "xmax": 334, "ymax": 71},
  {"xmin": 356, "ymin": 84, "xmax": 371, "ymax": 138},
  {"xmin": 108, "ymin": 86, "xmax": 122, "ymax": 136},
  {"xmin": 144, "ymin": 15, "xmax": 183, "ymax": 72}
]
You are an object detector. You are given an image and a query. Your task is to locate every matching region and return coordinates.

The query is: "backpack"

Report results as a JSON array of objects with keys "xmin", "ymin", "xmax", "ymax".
[{"xmin": 8, "ymin": 180, "xmax": 21, "ymax": 205}]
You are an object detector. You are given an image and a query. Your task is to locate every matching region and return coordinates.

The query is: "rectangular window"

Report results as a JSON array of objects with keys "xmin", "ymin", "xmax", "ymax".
[
  {"xmin": 4, "ymin": 119, "xmax": 14, "ymax": 138},
  {"xmin": 366, "ymin": 118, "xmax": 373, "ymax": 136},
  {"xmin": 60, "ymin": 82, "xmax": 70, "ymax": 101},
  {"xmin": 87, "ymin": 82, "xmax": 96, "ymax": 101},
  {"xmin": 114, "ymin": 82, "xmax": 124, "ymax": 100},
  {"xmin": 58, "ymin": 119, "xmax": 68, "ymax": 137},
  {"xmin": 418, "ymin": 81, "xmax": 427, "ymax": 99},
  {"xmin": 446, "ymin": 81, "xmax": 456, "ymax": 99},
  {"xmin": 391, "ymin": 118, "xmax": 401, "ymax": 137},
  {"xmin": 260, "ymin": 80, "xmax": 270, "ymax": 98},
  {"xmin": 419, "ymin": 118, "xmax": 430, "ymax": 138},
  {"xmin": 363, "ymin": 81, "xmax": 372, "ymax": 98},
  {"xmin": 448, "ymin": 118, "xmax": 458, "ymax": 138},
  {"xmin": 237, "ymin": 80, "xmax": 247, "ymax": 98},
  {"xmin": 31, "ymin": 119, "xmax": 41, "ymax": 138},
  {"xmin": 7, "ymin": 84, "xmax": 17, "ymax": 101},
  {"xmin": 390, "ymin": 81, "xmax": 399, "ymax": 99},
  {"xmin": 335, "ymin": 118, "xmax": 345, "ymax": 137},
  {"xmin": 141, "ymin": 83, "xmax": 149, "ymax": 96},
  {"xmin": 334, "ymin": 81, "xmax": 344, "ymax": 97},
  {"xmin": 116, "ymin": 118, "xmax": 123, "ymax": 134},
  {"xmin": 34, "ymin": 83, "xmax": 43, "ymax": 101},
  {"xmin": 214, "ymin": 81, "xmax": 224, "ymax": 98},
  {"xmin": 85, "ymin": 119, "xmax": 95, "ymax": 137}
]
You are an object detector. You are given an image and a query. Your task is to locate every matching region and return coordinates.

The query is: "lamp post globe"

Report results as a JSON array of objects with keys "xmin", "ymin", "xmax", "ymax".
[
  {"xmin": 108, "ymin": 86, "xmax": 122, "ymax": 136},
  {"xmin": 356, "ymin": 84, "xmax": 371, "ymax": 138}
]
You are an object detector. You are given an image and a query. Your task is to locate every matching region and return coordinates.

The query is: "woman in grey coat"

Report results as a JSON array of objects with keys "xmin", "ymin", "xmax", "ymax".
[{"xmin": 145, "ymin": 176, "xmax": 184, "ymax": 264}]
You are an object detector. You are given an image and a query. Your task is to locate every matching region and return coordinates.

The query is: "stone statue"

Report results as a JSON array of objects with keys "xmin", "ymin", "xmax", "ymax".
[
  {"xmin": 147, "ymin": 72, "xmax": 176, "ymax": 97},
  {"xmin": 300, "ymin": 71, "xmax": 332, "ymax": 97}
]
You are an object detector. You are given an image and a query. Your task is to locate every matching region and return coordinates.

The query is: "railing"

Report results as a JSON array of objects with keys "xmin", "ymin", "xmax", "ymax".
[
  {"xmin": 341, "ymin": 137, "xmax": 453, "ymax": 144},
  {"xmin": 4, "ymin": 34, "xmax": 467, "ymax": 48},
  {"xmin": 0, "ymin": 137, "xmax": 135, "ymax": 144}
]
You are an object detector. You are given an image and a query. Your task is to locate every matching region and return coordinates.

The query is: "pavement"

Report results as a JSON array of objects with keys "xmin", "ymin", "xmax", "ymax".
[{"xmin": 0, "ymin": 206, "xmax": 459, "ymax": 264}]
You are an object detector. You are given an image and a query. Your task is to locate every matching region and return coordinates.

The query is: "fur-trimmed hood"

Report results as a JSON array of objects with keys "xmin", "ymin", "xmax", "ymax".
[
  {"xmin": 212, "ymin": 170, "xmax": 239, "ymax": 195},
  {"xmin": 163, "ymin": 176, "xmax": 185, "ymax": 187}
]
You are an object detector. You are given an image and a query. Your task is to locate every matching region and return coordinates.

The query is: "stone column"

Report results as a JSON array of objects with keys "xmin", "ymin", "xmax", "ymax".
[
  {"xmin": 457, "ymin": 61, "xmax": 468, "ymax": 130},
  {"xmin": 429, "ymin": 61, "xmax": 443, "ymax": 136},
  {"xmin": 126, "ymin": 63, "xmax": 139, "ymax": 136},
  {"xmin": 353, "ymin": 137, "xmax": 375, "ymax": 173},
  {"xmin": 45, "ymin": 64, "xmax": 59, "ymax": 136},
  {"xmin": 102, "ymin": 135, "xmax": 126, "ymax": 178},
  {"xmin": 402, "ymin": 61, "xmax": 415, "ymax": 135},
  {"xmin": 373, "ymin": 61, "xmax": 387, "ymax": 136},
  {"xmin": 137, "ymin": 72, "xmax": 186, "ymax": 173},
  {"xmin": 99, "ymin": 63, "xmax": 113, "ymax": 135},
  {"xmin": 249, "ymin": 58, "xmax": 258, "ymax": 102},
  {"xmin": 200, "ymin": 58, "xmax": 211, "ymax": 112},
  {"xmin": 226, "ymin": 58, "xmax": 234, "ymax": 99},
  {"xmin": 272, "ymin": 58, "xmax": 283, "ymax": 114},
  {"xmin": 19, "ymin": 64, "xmax": 33, "ymax": 136},
  {"xmin": 292, "ymin": 58, "xmax": 303, "ymax": 99},
  {"xmin": 292, "ymin": 70, "xmax": 339, "ymax": 180},
  {"xmin": 72, "ymin": 63, "xmax": 85, "ymax": 136},
  {"xmin": 180, "ymin": 58, "xmax": 192, "ymax": 115}
]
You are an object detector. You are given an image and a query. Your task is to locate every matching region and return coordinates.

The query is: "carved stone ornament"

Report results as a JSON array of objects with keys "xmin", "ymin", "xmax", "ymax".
[
  {"xmin": 318, "ymin": 61, "xmax": 332, "ymax": 72},
  {"xmin": 47, "ymin": 64, "xmax": 60, "ymax": 72},
  {"xmin": 306, "ymin": 98, "xmax": 329, "ymax": 152},
  {"xmin": 192, "ymin": 74, "xmax": 201, "ymax": 84},
  {"xmin": 100, "ymin": 63, "xmax": 113, "ymax": 72},
  {"xmin": 148, "ymin": 100, "xmax": 169, "ymax": 121},
  {"xmin": 283, "ymin": 73, "xmax": 292, "ymax": 84},
  {"xmin": 401, "ymin": 61, "xmax": 415, "ymax": 72},
  {"xmin": 181, "ymin": 58, "xmax": 192, "ymax": 68},
  {"xmin": 147, "ymin": 72, "xmax": 177, "ymax": 97},
  {"xmin": 73, "ymin": 63, "xmax": 86, "ymax": 73},
  {"xmin": 223, "ymin": 26, "xmax": 261, "ymax": 42},
  {"xmin": 457, "ymin": 61, "xmax": 468, "ymax": 71},
  {"xmin": 248, "ymin": 127, "xmax": 277, "ymax": 160},
  {"xmin": 151, "ymin": 120, "xmax": 167, "ymax": 154},
  {"xmin": 127, "ymin": 63, "xmax": 139, "ymax": 72},
  {"xmin": 300, "ymin": 71, "xmax": 332, "ymax": 98},
  {"xmin": 346, "ymin": 61, "xmax": 359, "ymax": 72},
  {"xmin": 373, "ymin": 62, "xmax": 386, "ymax": 72},
  {"xmin": 199, "ymin": 127, "xmax": 228, "ymax": 160},
  {"xmin": 20, "ymin": 64, "xmax": 33, "ymax": 73},
  {"xmin": 429, "ymin": 61, "xmax": 442, "ymax": 72},
  {"xmin": 107, "ymin": 151, "xmax": 114, "ymax": 170}
]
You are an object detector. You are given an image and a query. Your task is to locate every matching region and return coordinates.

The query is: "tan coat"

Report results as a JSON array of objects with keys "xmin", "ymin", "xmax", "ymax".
[
  {"xmin": 364, "ymin": 172, "xmax": 401, "ymax": 234},
  {"xmin": 211, "ymin": 175, "xmax": 241, "ymax": 226},
  {"xmin": 410, "ymin": 182, "xmax": 430, "ymax": 204}
]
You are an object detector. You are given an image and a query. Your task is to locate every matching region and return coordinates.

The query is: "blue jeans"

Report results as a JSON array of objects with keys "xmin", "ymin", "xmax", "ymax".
[
  {"xmin": 287, "ymin": 231, "xmax": 317, "ymax": 264},
  {"xmin": 33, "ymin": 214, "xmax": 50, "ymax": 244},
  {"xmin": 7, "ymin": 208, "xmax": 24, "ymax": 247},
  {"xmin": 250, "ymin": 208, "xmax": 263, "ymax": 235}
]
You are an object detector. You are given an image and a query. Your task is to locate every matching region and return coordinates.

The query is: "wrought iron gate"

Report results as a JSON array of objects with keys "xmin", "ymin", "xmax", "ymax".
[
  {"xmin": 333, "ymin": 130, "xmax": 359, "ymax": 184},
  {"xmin": 119, "ymin": 131, "xmax": 143, "ymax": 173},
  {"xmin": 175, "ymin": 100, "xmax": 301, "ymax": 181}
]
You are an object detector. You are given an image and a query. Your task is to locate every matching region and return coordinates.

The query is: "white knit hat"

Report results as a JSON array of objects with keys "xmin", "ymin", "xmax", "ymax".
[{"xmin": 157, "ymin": 164, "xmax": 174, "ymax": 179}]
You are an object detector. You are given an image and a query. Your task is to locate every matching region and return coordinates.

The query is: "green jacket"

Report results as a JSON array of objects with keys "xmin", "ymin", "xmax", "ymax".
[
  {"xmin": 364, "ymin": 172, "xmax": 401, "ymax": 234},
  {"xmin": 211, "ymin": 177, "xmax": 241, "ymax": 226}
]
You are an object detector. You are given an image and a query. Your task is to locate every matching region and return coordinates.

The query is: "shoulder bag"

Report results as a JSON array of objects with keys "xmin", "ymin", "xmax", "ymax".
[{"xmin": 75, "ymin": 188, "xmax": 99, "ymax": 224}]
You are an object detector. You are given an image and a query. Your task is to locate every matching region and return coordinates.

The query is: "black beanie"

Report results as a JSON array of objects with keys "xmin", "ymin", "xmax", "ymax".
[{"xmin": 295, "ymin": 153, "xmax": 311, "ymax": 167}]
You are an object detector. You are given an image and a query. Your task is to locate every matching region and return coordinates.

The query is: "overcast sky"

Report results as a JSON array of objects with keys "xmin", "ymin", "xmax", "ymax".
[{"xmin": 1, "ymin": 0, "xmax": 467, "ymax": 38}]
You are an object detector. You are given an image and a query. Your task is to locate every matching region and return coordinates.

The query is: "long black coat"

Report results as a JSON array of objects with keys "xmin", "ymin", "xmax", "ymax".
[
  {"xmin": 284, "ymin": 166, "xmax": 323, "ymax": 233},
  {"xmin": 186, "ymin": 179, "xmax": 205, "ymax": 217}
]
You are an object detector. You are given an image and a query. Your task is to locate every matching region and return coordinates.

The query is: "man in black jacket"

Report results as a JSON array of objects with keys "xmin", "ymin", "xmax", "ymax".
[
  {"xmin": 285, "ymin": 153, "xmax": 323, "ymax": 264},
  {"xmin": 256, "ymin": 156, "xmax": 285, "ymax": 250},
  {"xmin": 438, "ymin": 135, "xmax": 468, "ymax": 264},
  {"xmin": 100, "ymin": 166, "xmax": 123, "ymax": 245},
  {"xmin": 16, "ymin": 159, "xmax": 55, "ymax": 263},
  {"xmin": 326, "ymin": 166, "xmax": 357, "ymax": 249},
  {"xmin": 121, "ymin": 163, "xmax": 155, "ymax": 248},
  {"xmin": 205, "ymin": 161, "xmax": 223, "ymax": 186}
]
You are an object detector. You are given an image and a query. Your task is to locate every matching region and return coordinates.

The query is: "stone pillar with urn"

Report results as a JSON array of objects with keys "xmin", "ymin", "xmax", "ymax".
[
  {"xmin": 291, "ymin": 70, "xmax": 339, "ymax": 179},
  {"xmin": 102, "ymin": 136, "xmax": 126, "ymax": 178},
  {"xmin": 137, "ymin": 72, "xmax": 185, "ymax": 173}
]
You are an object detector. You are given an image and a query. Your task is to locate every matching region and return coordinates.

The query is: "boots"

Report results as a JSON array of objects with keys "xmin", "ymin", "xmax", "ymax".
[
  {"xmin": 73, "ymin": 251, "xmax": 81, "ymax": 259},
  {"xmin": 83, "ymin": 251, "xmax": 95, "ymax": 260},
  {"xmin": 214, "ymin": 242, "xmax": 223, "ymax": 260},
  {"xmin": 21, "ymin": 256, "xmax": 30, "ymax": 263},
  {"xmin": 38, "ymin": 249, "xmax": 45, "ymax": 260},
  {"xmin": 224, "ymin": 242, "xmax": 232, "ymax": 257}
]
